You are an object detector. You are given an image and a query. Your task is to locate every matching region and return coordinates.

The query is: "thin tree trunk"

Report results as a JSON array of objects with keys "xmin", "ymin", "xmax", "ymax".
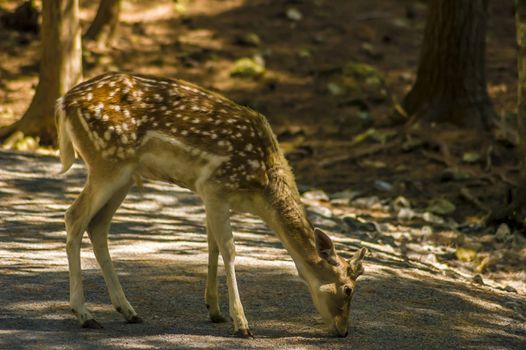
[
  {"xmin": 0, "ymin": 0, "xmax": 82, "ymax": 145},
  {"xmin": 84, "ymin": 0, "xmax": 121, "ymax": 48},
  {"xmin": 403, "ymin": 0, "xmax": 496, "ymax": 128}
]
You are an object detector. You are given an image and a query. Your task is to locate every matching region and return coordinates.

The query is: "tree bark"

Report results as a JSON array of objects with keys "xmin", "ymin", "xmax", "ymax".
[
  {"xmin": 402, "ymin": 0, "xmax": 496, "ymax": 128},
  {"xmin": 84, "ymin": 0, "xmax": 121, "ymax": 48},
  {"xmin": 495, "ymin": 0, "xmax": 526, "ymax": 223},
  {"xmin": 0, "ymin": 0, "xmax": 82, "ymax": 145}
]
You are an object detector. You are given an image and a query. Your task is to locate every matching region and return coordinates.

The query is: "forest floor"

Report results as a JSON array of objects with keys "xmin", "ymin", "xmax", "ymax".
[
  {"xmin": 0, "ymin": 150, "xmax": 525, "ymax": 349},
  {"xmin": 0, "ymin": 0, "xmax": 525, "ymax": 348}
]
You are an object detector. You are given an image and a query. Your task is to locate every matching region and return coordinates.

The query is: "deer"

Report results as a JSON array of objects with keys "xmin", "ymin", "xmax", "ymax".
[{"xmin": 56, "ymin": 72, "xmax": 366, "ymax": 338}]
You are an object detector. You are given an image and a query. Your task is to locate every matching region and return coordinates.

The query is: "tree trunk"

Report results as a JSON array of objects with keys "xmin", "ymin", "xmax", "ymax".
[
  {"xmin": 402, "ymin": 0, "xmax": 496, "ymax": 128},
  {"xmin": 0, "ymin": 0, "xmax": 82, "ymax": 145},
  {"xmin": 495, "ymin": 0, "xmax": 526, "ymax": 223},
  {"xmin": 84, "ymin": 0, "xmax": 121, "ymax": 48}
]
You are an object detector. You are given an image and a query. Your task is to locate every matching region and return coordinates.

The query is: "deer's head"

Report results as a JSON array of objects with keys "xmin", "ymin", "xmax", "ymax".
[{"xmin": 309, "ymin": 228, "xmax": 367, "ymax": 337}]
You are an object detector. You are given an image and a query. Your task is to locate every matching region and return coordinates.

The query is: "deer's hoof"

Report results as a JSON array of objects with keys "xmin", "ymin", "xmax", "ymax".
[
  {"xmin": 234, "ymin": 328, "xmax": 254, "ymax": 338},
  {"xmin": 127, "ymin": 315, "xmax": 143, "ymax": 324},
  {"xmin": 81, "ymin": 319, "xmax": 103, "ymax": 329},
  {"xmin": 210, "ymin": 314, "xmax": 227, "ymax": 323}
]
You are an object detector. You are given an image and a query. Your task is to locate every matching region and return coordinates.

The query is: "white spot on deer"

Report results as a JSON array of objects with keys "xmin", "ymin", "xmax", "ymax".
[
  {"xmin": 181, "ymin": 130, "xmax": 188, "ymax": 136},
  {"xmin": 117, "ymin": 148, "xmax": 126, "ymax": 159},
  {"xmin": 192, "ymin": 118, "xmax": 200, "ymax": 124},
  {"xmin": 123, "ymin": 109, "xmax": 131, "ymax": 118},
  {"xmin": 191, "ymin": 106, "xmax": 200, "ymax": 111},
  {"xmin": 86, "ymin": 92, "xmax": 93, "ymax": 101},
  {"xmin": 115, "ymin": 126, "xmax": 123, "ymax": 135},
  {"xmin": 248, "ymin": 159, "xmax": 260, "ymax": 169},
  {"xmin": 104, "ymin": 130, "xmax": 112, "ymax": 141},
  {"xmin": 171, "ymin": 127, "xmax": 178, "ymax": 133},
  {"xmin": 109, "ymin": 81, "xmax": 116, "ymax": 87},
  {"xmin": 160, "ymin": 106, "xmax": 167, "ymax": 111},
  {"xmin": 102, "ymin": 114, "xmax": 109, "ymax": 122},
  {"xmin": 245, "ymin": 143, "xmax": 253, "ymax": 151},
  {"xmin": 121, "ymin": 134, "xmax": 129, "ymax": 144},
  {"xmin": 210, "ymin": 133, "xmax": 218, "ymax": 139},
  {"xmin": 141, "ymin": 115, "xmax": 149, "ymax": 123}
]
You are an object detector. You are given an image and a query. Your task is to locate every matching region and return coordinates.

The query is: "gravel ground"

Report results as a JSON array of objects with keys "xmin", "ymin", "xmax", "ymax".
[{"xmin": 0, "ymin": 150, "xmax": 525, "ymax": 350}]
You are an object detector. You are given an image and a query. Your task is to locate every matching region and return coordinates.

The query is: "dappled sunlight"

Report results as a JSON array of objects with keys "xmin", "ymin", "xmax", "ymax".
[{"xmin": 1, "ymin": 150, "xmax": 525, "ymax": 348}]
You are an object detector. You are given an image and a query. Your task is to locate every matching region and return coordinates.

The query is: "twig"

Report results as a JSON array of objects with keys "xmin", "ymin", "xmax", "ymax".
[{"xmin": 320, "ymin": 140, "xmax": 397, "ymax": 168}]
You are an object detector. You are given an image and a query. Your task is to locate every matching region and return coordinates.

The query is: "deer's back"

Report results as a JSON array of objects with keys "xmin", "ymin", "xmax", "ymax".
[{"xmin": 62, "ymin": 72, "xmax": 275, "ymax": 192}]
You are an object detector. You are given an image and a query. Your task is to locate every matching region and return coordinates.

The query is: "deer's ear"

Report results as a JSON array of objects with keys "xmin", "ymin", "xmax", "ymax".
[
  {"xmin": 349, "ymin": 247, "xmax": 367, "ymax": 279},
  {"xmin": 315, "ymin": 228, "xmax": 339, "ymax": 266}
]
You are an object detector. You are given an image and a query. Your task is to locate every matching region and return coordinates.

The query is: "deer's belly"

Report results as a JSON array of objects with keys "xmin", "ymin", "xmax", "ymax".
[{"xmin": 136, "ymin": 132, "xmax": 229, "ymax": 191}]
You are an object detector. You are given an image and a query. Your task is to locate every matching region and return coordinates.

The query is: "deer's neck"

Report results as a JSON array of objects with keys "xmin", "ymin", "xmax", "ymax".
[{"xmin": 258, "ymin": 168, "xmax": 321, "ymax": 281}]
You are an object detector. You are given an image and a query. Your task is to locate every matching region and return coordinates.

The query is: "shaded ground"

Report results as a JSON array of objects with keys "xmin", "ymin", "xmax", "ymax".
[
  {"xmin": 0, "ymin": 150, "xmax": 525, "ymax": 349},
  {"xmin": 0, "ymin": 0, "xmax": 521, "ymax": 220}
]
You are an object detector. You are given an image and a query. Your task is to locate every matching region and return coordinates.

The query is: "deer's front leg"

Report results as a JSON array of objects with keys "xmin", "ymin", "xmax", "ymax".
[
  {"xmin": 204, "ymin": 199, "xmax": 253, "ymax": 338},
  {"xmin": 205, "ymin": 222, "xmax": 227, "ymax": 323}
]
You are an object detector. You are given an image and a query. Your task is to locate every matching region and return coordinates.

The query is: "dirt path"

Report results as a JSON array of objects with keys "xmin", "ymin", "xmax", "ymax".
[{"xmin": 0, "ymin": 150, "xmax": 524, "ymax": 349}]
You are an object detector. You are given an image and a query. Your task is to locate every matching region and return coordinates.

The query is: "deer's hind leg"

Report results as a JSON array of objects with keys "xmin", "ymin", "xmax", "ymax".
[
  {"xmin": 87, "ymin": 179, "xmax": 142, "ymax": 324},
  {"xmin": 65, "ymin": 168, "xmax": 133, "ymax": 328}
]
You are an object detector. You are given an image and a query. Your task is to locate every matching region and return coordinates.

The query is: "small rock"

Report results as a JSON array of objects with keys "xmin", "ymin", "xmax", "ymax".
[
  {"xmin": 422, "ymin": 212, "xmax": 445, "ymax": 224},
  {"xmin": 330, "ymin": 198, "xmax": 350, "ymax": 206},
  {"xmin": 308, "ymin": 205, "xmax": 332, "ymax": 218},
  {"xmin": 503, "ymin": 285, "xmax": 518, "ymax": 293},
  {"xmin": 374, "ymin": 180, "xmax": 393, "ymax": 192},
  {"xmin": 393, "ymin": 196, "xmax": 411, "ymax": 209},
  {"xmin": 397, "ymin": 207, "xmax": 416, "ymax": 221},
  {"xmin": 352, "ymin": 196, "xmax": 383, "ymax": 210},
  {"xmin": 286, "ymin": 7, "xmax": 303, "ymax": 21},
  {"xmin": 472, "ymin": 274, "xmax": 484, "ymax": 285},
  {"xmin": 302, "ymin": 190, "xmax": 330, "ymax": 201},
  {"xmin": 495, "ymin": 223, "xmax": 511, "ymax": 242},
  {"xmin": 426, "ymin": 198, "xmax": 456, "ymax": 215},
  {"xmin": 421, "ymin": 253, "xmax": 438, "ymax": 265}
]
